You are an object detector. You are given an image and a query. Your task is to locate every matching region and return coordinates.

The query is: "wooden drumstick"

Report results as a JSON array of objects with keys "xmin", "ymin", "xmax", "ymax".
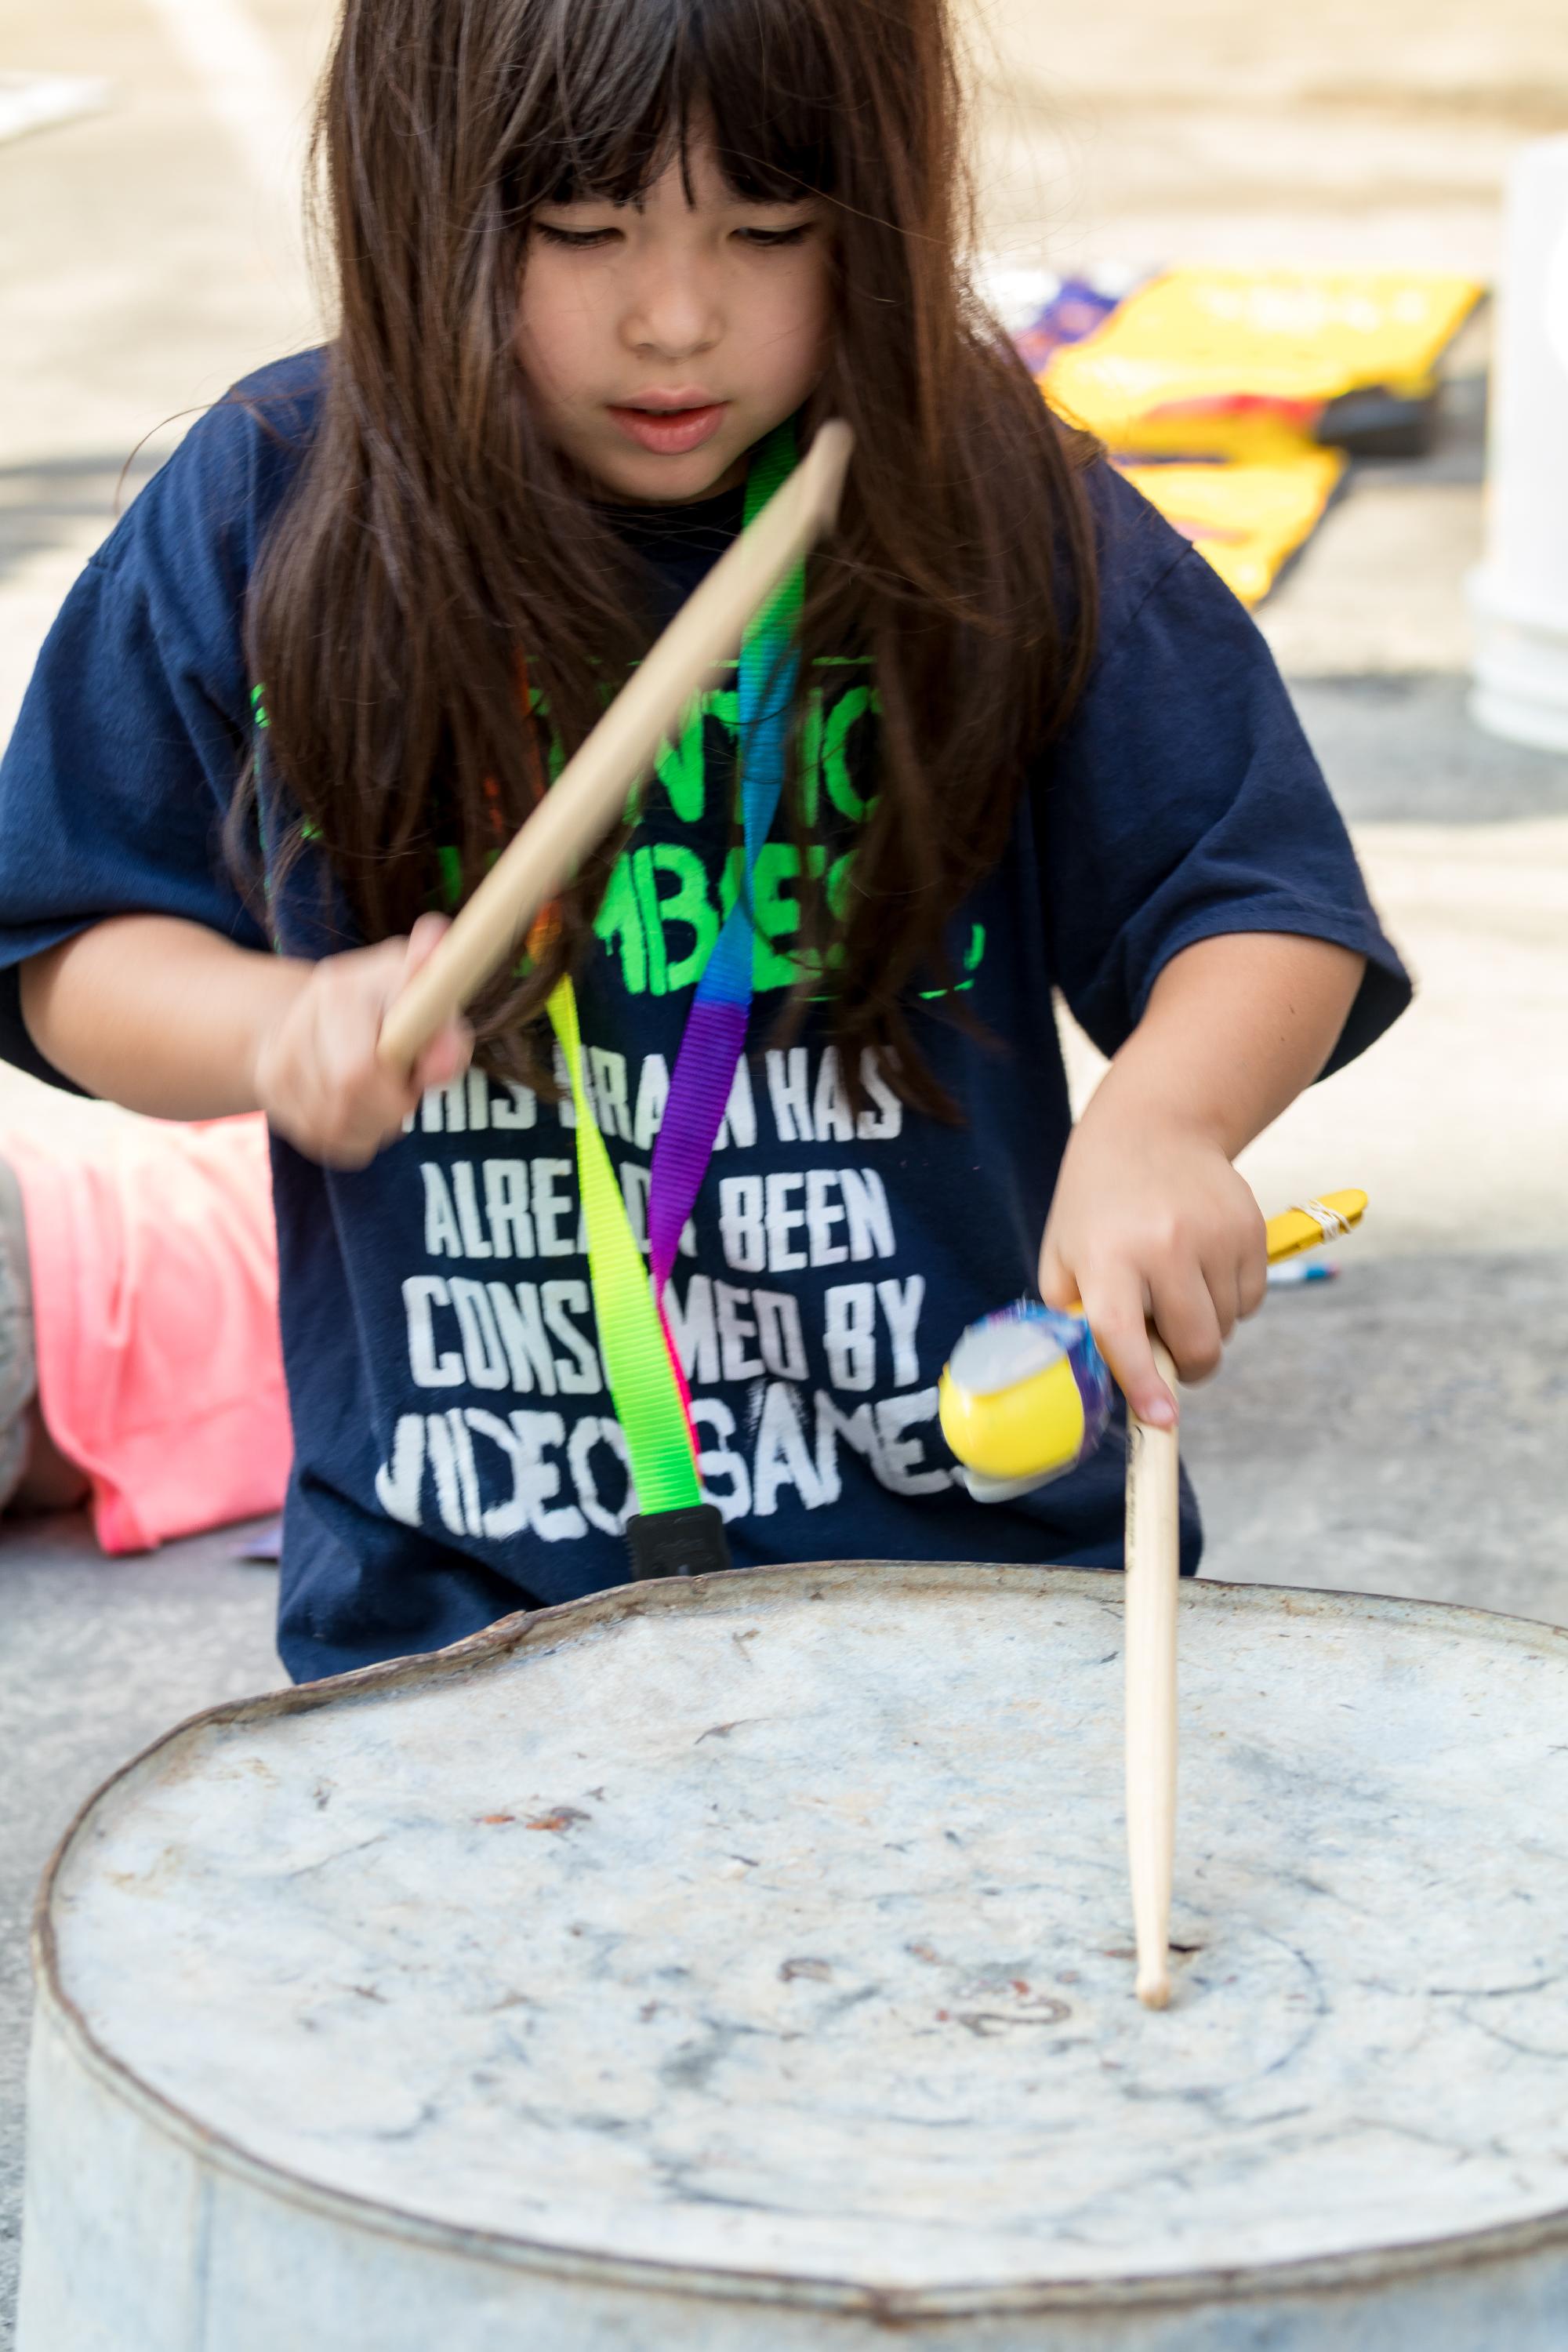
[
  {"xmin": 378, "ymin": 419, "xmax": 854, "ymax": 1073},
  {"xmin": 1124, "ymin": 1334, "xmax": 1180, "ymax": 2009}
]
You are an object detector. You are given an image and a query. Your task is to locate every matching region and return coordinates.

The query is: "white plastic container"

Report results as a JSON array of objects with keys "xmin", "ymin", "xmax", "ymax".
[
  {"xmin": 20, "ymin": 1565, "xmax": 1568, "ymax": 2348},
  {"xmin": 1471, "ymin": 136, "xmax": 1568, "ymax": 751}
]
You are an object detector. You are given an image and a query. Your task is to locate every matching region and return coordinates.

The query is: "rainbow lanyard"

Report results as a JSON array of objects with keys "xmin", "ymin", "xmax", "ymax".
[{"xmin": 542, "ymin": 423, "xmax": 802, "ymax": 1578}]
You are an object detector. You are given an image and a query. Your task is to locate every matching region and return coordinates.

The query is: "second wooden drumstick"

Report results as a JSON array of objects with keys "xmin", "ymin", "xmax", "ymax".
[{"xmin": 1124, "ymin": 1335, "xmax": 1180, "ymax": 2009}]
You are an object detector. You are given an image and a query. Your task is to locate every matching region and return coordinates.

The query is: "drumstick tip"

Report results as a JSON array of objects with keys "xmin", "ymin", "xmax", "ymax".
[
  {"xmin": 808, "ymin": 418, "xmax": 854, "ymax": 526},
  {"xmin": 1136, "ymin": 1966, "xmax": 1171, "ymax": 2010}
]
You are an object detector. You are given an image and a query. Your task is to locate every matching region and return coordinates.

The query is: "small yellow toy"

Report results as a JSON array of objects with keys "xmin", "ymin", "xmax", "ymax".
[{"xmin": 939, "ymin": 1190, "xmax": 1366, "ymax": 1501}]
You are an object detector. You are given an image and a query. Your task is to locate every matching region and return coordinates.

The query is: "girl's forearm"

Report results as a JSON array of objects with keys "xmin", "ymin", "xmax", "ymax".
[
  {"xmin": 20, "ymin": 916, "xmax": 310, "ymax": 1119},
  {"xmin": 1040, "ymin": 932, "xmax": 1368, "ymax": 1421},
  {"xmin": 1087, "ymin": 932, "xmax": 1367, "ymax": 1156}
]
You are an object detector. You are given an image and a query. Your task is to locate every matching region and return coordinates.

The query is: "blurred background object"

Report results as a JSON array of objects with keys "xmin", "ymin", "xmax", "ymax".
[
  {"xmin": 1469, "ymin": 136, "xmax": 1568, "ymax": 751},
  {"xmin": 0, "ymin": 72, "xmax": 111, "ymax": 146}
]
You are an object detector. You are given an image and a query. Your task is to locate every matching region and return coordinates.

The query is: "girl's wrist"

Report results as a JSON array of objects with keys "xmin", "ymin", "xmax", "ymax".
[
  {"xmin": 1076, "ymin": 1065, "xmax": 1237, "ymax": 1162},
  {"xmin": 21, "ymin": 923, "xmax": 318, "ymax": 1120},
  {"xmin": 247, "ymin": 958, "xmax": 315, "ymax": 1110}
]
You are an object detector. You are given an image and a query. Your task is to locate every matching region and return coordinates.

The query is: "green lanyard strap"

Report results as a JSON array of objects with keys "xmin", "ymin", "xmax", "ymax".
[
  {"xmin": 545, "ymin": 976, "xmax": 702, "ymax": 1517},
  {"xmin": 545, "ymin": 423, "xmax": 803, "ymax": 1578}
]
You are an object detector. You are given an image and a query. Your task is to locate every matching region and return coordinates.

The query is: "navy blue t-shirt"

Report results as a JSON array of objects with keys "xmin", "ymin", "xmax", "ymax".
[{"xmin": 0, "ymin": 349, "xmax": 1409, "ymax": 1681}]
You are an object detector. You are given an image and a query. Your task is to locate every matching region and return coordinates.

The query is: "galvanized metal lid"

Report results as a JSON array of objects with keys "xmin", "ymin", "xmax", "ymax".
[{"xmin": 35, "ymin": 1565, "xmax": 1568, "ymax": 2310}]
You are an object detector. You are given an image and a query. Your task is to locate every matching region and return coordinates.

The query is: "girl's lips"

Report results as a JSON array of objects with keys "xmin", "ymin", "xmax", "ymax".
[{"xmin": 607, "ymin": 401, "xmax": 728, "ymax": 456}]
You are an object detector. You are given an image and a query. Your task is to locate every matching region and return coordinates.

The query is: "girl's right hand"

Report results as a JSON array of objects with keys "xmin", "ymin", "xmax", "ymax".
[{"xmin": 252, "ymin": 914, "xmax": 473, "ymax": 1169}]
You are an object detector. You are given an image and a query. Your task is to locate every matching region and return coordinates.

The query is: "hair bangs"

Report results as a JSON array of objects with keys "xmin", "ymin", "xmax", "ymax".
[
  {"xmin": 508, "ymin": 0, "xmax": 840, "ymax": 212},
  {"xmin": 686, "ymin": 0, "xmax": 840, "ymax": 204}
]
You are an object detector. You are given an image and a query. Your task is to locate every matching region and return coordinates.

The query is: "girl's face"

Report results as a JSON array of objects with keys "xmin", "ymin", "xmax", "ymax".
[{"xmin": 516, "ymin": 130, "xmax": 832, "ymax": 504}]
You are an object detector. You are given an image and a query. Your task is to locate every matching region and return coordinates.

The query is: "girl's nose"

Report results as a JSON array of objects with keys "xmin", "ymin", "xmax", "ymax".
[{"xmin": 621, "ymin": 260, "xmax": 722, "ymax": 365}]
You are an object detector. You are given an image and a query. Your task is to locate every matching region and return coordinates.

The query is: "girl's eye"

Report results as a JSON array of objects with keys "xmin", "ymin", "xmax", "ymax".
[
  {"xmin": 533, "ymin": 223, "xmax": 619, "ymax": 249},
  {"xmin": 531, "ymin": 219, "xmax": 811, "ymax": 251}
]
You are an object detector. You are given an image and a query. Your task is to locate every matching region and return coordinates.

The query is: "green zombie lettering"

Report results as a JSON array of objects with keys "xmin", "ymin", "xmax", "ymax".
[
  {"xmin": 797, "ymin": 691, "xmax": 825, "ymax": 827},
  {"xmin": 918, "ymin": 921, "xmax": 988, "ymax": 1000},
  {"xmin": 655, "ymin": 691, "xmax": 739, "ymax": 823},
  {"xmin": 798, "ymin": 673, "xmax": 875, "ymax": 826},
  {"xmin": 752, "ymin": 844, "xmax": 827, "ymax": 992},
  {"xmin": 650, "ymin": 842, "xmax": 720, "ymax": 991},
  {"xmin": 629, "ymin": 850, "xmax": 669, "ymax": 993},
  {"xmin": 438, "ymin": 660, "xmax": 889, "ymax": 1004},
  {"xmin": 593, "ymin": 855, "xmax": 649, "ymax": 993},
  {"xmin": 623, "ymin": 846, "xmax": 733, "ymax": 996},
  {"xmin": 820, "ymin": 684, "xmax": 873, "ymax": 821},
  {"xmin": 804, "ymin": 854, "xmax": 855, "ymax": 997}
]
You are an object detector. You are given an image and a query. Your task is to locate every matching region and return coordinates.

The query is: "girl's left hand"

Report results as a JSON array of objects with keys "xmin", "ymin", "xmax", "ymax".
[{"xmin": 1037, "ymin": 1098, "xmax": 1268, "ymax": 1430}]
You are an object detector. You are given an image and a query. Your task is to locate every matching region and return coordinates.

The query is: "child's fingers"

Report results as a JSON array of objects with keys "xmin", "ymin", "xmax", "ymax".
[
  {"xmin": 1079, "ymin": 1273, "xmax": 1177, "ymax": 1429},
  {"xmin": 412, "ymin": 1018, "xmax": 474, "ymax": 1097},
  {"xmin": 1036, "ymin": 1239, "xmax": 1078, "ymax": 1314},
  {"xmin": 398, "ymin": 923, "xmax": 473, "ymax": 1096},
  {"xmin": 1237, "ymin": 1237, "xmax": 1269, "ymax": 1319},
  {"xmin": 290, "ymin": 944, "xmax": 416, "ymax": 1162},
  {"xmin": 380, "ymin": 916, "xmax": 473, "ymax": 1100},
  {"xmin": 257, "ymin": 935, "xmax": 475, "ymax": 1168},
  {"xmin": 312, "ymin": 956, "xmax": 422, "ymax": 1152},
  {"xmin": 1202, "ymin": 1254, "xmax": 1243, "ymax": 1345},
  {"xmin": 1148, "ymin": 1266, "xmax": 1225, "ymax": 1387},
  {"xmin": 402, "ymin": 911, "xmax": 452, "ymax": 978},
  {"xmin": 1207, "ymin": 1227, "xmax": 1269, "ymax": 1331}
]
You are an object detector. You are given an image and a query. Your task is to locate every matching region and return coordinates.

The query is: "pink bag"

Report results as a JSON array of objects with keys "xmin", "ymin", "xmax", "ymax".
[{"xmin": 7, "ymin": 1113, "xmax": 289, "ymax": 1554}]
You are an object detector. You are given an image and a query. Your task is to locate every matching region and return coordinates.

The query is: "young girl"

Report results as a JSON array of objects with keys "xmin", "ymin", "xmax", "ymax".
[{"xmin": 0, "ymin": 0, "xmax": 1406, "ymax": 1681}]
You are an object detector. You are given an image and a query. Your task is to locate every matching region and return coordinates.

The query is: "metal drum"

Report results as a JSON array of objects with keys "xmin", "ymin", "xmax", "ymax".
[{"xmin": 20, "ymin": 1563, "xmax": 1568, "ymax": 2350}]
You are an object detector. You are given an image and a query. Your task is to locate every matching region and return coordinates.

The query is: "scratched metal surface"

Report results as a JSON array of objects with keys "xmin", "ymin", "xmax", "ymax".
[{"xmin": 31, "ymin": 1566, "xmax": 1568, "ymax": 2299}]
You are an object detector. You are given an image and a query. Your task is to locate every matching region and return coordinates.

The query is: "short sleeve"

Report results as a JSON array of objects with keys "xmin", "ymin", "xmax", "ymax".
[
  {"xmin": 1040, "ymin": 513, "xmax": 1411, "ymax": 1077},
  {"xmin": 0, "ymin": 399, "xmax": 285, "ymax": 1087}
]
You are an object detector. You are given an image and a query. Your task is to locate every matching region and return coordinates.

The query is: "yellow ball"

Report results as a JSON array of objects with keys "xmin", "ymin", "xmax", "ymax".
[{"xmin": 938, "ymin": 1304, "xmax": 1113, "ymax": 1498}]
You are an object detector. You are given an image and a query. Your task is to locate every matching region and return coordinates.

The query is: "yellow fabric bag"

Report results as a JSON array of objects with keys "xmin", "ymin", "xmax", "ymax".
[
  {"xmin": 1044, "ymin": 265, "xmax": 1482, "ymax": 459},
  {"xmin": 1116, "ymin": 450, "xmax": 1346, "ymax": 608}
]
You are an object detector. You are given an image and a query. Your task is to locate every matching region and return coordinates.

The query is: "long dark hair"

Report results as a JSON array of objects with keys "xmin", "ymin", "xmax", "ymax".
[{"xmin": 245, "ymin": 0, "xmax": 1098, "ymax": 1115}]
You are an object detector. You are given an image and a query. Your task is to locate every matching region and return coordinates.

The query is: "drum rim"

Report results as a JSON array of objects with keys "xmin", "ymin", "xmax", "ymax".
[{"xmin": 31, "ymin": 1562, "xmax": 1568, "ymax": 2321}]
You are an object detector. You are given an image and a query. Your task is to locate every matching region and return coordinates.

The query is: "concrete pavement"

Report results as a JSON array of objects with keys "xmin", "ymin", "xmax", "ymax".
[
  {"xmin": 977, "ymin": 0, "xmax": 1568, "ymax": 277},
  {"xmin": 0, "ymin": 1520, "xmax": 282, "ymax": 2325}
]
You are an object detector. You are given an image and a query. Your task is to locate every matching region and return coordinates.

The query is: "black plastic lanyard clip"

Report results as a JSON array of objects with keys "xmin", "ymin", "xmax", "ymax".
[{"xmin": 626, "ymin": 1502, "xmax": 731, "ymax": 1582}]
